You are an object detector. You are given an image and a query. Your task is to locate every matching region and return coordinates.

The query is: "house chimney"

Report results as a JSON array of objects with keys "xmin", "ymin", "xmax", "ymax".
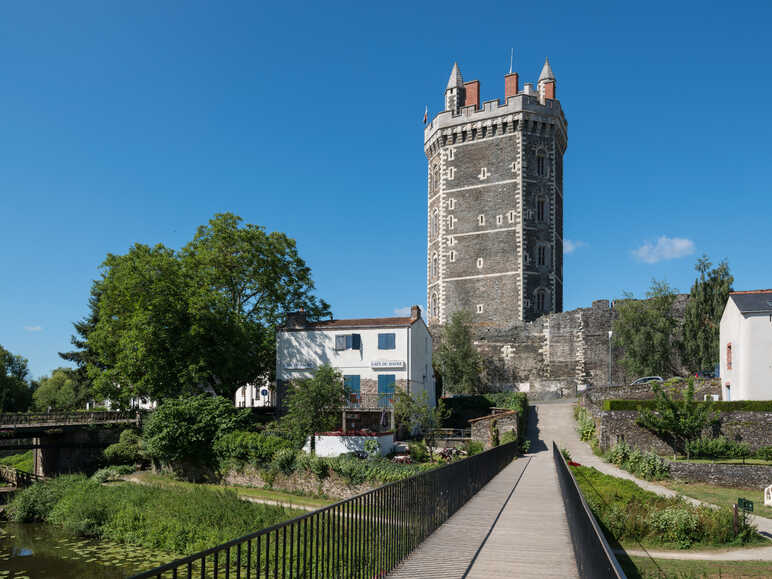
[
  {"xmin": 504, "ymin": 72, "xmax": 519, "ymax": 99},
  {"xmin": 285, "ymin": 310, "xmax": 308, "ymax": 329},
  {"xmin": 410, "ymin": 305, "xmax": 421, "ymax": 321},
  {"xmin": 464, "ymin": 80, "xmax": 480, "ymax": 109}
]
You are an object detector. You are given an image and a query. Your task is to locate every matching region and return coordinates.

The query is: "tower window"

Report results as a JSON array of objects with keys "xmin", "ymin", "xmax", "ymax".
[
  {"xmin": 537, "ymin": 198, "xmax": 546, "ymax": 222},
  {"xmin": 431, "ymin": 209, "xmax": 439, "ymax": 238},
  {"xmin": 478, "ymin": 214, "xmax": 485, "ymax": 226},
  {"xmin": 448, "ymin": 216, "xmax": 455, "ymax": 230},
  {"xmin": 448, "ymin": 235, "xmax": 456, "ymax": 245},
  {"xmin": 448, "ymin": 198, "xmax": 456, "ymax": 210},
  {"xmin": 431, "ymin": 293, "xmax": 439, "ymax": 319},
  {"xmin": 446, "ymin": 166, "xmax": 456, "ymax": 180},
  {"xmin": 536, "ymin": 289, "xmax": 546, "ymax": 312},
  {"xmin": 449, "ymin": 250, "xmax": 456, "ymax": 262},
  {"xmin": 536, "ymin": 150, "xmax": 546, "ymax": 177},
  {"xmin": 727, "ymin": 343, "xmax": 733, "ymax": 370},
  {"xmin": 507, "ymin": 210, "xmax": 515, "ymax": 224},
  {"xmin": 478, "ymin": 167, "xmax": 489, "ymax": 180},
  {"xmin": 446, "ymin": 148, "xmax": 455, "ymax": 161},
  {"xmin": 496, "ymin": 214, "xmax": 503, "ymax": 225},
  {"xmin": 537, "ymin": 245, "xmax": 547, "ymax": 266},
  {"xmin": 476, "ymin": 304, "xmax": 484, "ymax": 314},
  {"xmin": 431, "ymin": 253, "xmax": 438, "ymax": 279},
  {"xmin": 476, "ymin": 257, "xmax": 484, "ymax": 269}
]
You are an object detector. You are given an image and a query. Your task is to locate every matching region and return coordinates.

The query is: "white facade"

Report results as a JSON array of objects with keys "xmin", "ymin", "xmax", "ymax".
[
  {"xmin": 302, "ymin": 432, "xmax": 394, "ymax": 457},
  {"xmin": 720, "ymin": 292, "xmax": 772, "ymax": 401},
  {"xmin": 234, "ymin": 378, "xmax": 274, "ymax": 408},
  {"xmin": 277, "ymin": 306, "xmax": 435, "ymax": 408}
]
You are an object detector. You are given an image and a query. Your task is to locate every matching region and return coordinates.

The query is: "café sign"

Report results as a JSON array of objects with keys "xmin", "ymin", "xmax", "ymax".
[{"xmin": 371, "ymin": 360, "xmax": 405, "ymax": 369}]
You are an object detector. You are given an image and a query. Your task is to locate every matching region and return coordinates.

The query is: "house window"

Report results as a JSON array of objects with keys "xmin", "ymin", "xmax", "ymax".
[
  {"xmin": 507, "ymin": 210, "xmax": 515, "ymax": 224},
  {"xmin": 431, "ymin": 253, "xmax": 438, "ymax": 279},
  {"xmin": 496, "ymin": 214, "xmax": 503, "ymax": 225},
  {"xmin": 378, "ymin": 333, "xmax": 396, "ymax": 350},
  {"xmin": 537, "ymin": 245, "xmax": 546, "ymax": 266},
  {"xmin": 476, "ymin": 257, "xmax": 484, "ymax": 269},
  {"xmin": 449, "ymin": 250, "xmax": 456, "ymax": 262},
  {"xmin": 726, "ymin": 343, "xmax": 733, "ymax": 370},
  {"xmin": 536, "ymin": 290, "xmax": 546, "ymax": 312},
  {"xmin": 344, "ymin": 375, "xmax": 361, "ymax": 406},
  {"xmin": 537, "ymin": 198, "xmax": 546, "ymax": 222},
  {"xmin": 536, "ymin": 150, "xmax": 546, "ymax": 177},
  {"xmin": 478, "ymin": 214, "xmax": 485, "ymax": 226},
  {"xmin": 476, "ymin": 304, "xmax": 484, "ymax": 314},
  {"xmin": 377, "ymin": 374, "xmax": 396, "ymax": 408},
  {"xmin": 431, "ymin": 209, "xmax": 439, "ymax": 238},
  {"xmin": 335, "ymin": 334, "xmax": 361, "ymax": 350}
]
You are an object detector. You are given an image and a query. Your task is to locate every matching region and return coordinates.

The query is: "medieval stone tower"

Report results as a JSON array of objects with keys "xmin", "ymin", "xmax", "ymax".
[{"xmin": 425, "ymin": 58, "xmax": 567, "ymax": 328}]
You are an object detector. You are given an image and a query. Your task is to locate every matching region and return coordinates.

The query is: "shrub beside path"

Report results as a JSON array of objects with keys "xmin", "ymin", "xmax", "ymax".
[{"xmin": 539, "ymin": 400, "xmax": 772, "ymax": 561}]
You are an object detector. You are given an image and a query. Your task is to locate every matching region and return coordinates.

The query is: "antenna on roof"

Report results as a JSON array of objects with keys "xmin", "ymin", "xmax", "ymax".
[{"xmin": 509, "ymin": 48, "xmax": 514, "ymax": 74}]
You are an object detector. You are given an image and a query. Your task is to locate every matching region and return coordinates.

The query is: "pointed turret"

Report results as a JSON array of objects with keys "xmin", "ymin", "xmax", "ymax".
[
  {"xmin": 538, "ymin": 57, "xmax": 555, "ymax": 82},
  {"xmin": 446, "ymin": 62, "xmax": 464, "ymax": 89},
  {"xmin": 538, "ymin": 57, "xmax": 556, "ymax": 102},
  {"xmin": 444, "ymin": 62, "xmax": 466, "ymax": 112}
]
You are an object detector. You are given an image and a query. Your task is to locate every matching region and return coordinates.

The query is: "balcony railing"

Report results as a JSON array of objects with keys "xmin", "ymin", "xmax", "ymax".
[{"xmin": 346, "ymin": 393, "xmax": 393, "ymax": 410}]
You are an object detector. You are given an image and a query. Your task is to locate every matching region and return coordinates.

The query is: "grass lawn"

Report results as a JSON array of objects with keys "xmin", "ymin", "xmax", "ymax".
[
  {"xmin": 620, "ymin": 554, "xmax": 772, "ymax": 578},
  {"xmin": 661, "ymin": 480, "xmax": 772, "ymax": 520},
  {"xmin": 133, "ymin": 471, "xmax": 335, "ymax": 509}
]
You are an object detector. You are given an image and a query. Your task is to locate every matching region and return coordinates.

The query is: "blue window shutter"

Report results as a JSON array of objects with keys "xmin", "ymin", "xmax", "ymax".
[
  {"xmin": 377, "ymin": 374, "xmax": 396, "ymax": 408},
  {"xmin": 378, "ymin": 333, "xmax": 395, "ymax": 349},
  {"xmin": 378, "ymin": 334, "xmax": 385, "ymax": 349},
  {"xmin": 351, "ymin": 334, "xmax": 361, "ymax": 350},
  {"xmin": 345, "ymin": 334, "xmax": 352, "ymax": 349},
  {"xmin": 387, "ymin": 333, "xmax": 395, "ymax": 349}
]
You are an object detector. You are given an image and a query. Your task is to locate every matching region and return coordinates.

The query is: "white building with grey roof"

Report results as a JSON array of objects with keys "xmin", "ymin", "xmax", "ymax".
[{"xmin": 720, "ymin": 290, "xmax": 772, "ymax": 400}]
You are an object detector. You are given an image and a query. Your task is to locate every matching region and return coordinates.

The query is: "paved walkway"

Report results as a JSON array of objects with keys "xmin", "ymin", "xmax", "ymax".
[
  {"xmin": 389, "ymin": 404, "xmax": 579, "ymax": 578},
  {"xmin": 544, "ymin": 400, "xmax": 772, "ymax": 561}
]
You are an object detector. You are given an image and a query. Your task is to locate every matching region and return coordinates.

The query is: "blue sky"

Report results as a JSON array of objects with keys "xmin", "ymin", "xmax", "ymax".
[{"xmin": 2, "ymin": 1, "xmax": 771, "ymax": 379}]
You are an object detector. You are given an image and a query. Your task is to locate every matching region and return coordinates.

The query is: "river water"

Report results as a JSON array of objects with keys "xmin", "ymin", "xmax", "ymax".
[{"xmin": 0, "ymin": 523, "xmax": 175, "ymax": 578}]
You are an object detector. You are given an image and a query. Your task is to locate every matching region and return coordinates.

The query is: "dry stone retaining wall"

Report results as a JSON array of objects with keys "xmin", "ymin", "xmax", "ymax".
[{"xmin": 668, "ymin": 461, "xmax": 772, "ymax": 490}]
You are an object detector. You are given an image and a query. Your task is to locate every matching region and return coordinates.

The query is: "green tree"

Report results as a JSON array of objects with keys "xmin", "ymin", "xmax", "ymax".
[
  {"xmin": 32, "ymin": 367, "xmax": 90, "ymax": 411},
  {"xmin": 613, "ymin": 280, "xmax": 680, "ymax": 378},
  {"xmin": 282, "ymin": 365, "xmax": 348, "ymax": 454},
  {"xmin": 681, "ymin": 256, "xmax": 733, "ymax": 373},
  {"xmin": 433, "ymin": 311, "xmax": 483, "ymax": 395},
  {"xmin": 81, "ymin": 213, "xmax": 329, "ymax": 405},
  {"xmin": 143, "ymin": 395, "xmax": 252, "ymax": 478},
  {"xmin": 637, "ymin": 378, "xmax": 716, "ymax": 459},
  {"xmin": 0, "ymin": 346, "xmax": 33, "ymax": 412},
  {"xmin": 59, "ymin": 287, "xmax": 103, "ymax": 386},
  {"xmin": 393, "ymin": 390, "xmax": 448, "ymax": 456}
]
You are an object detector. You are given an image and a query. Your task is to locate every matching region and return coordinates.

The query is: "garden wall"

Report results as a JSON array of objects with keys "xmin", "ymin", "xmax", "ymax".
[
  {"xmin": 469, "ymin": 411, "xmax": 518, "ymax": 450},
  {"xmin": 668, "ymin": 461, "xmax": 772, "ymax": 490},
  {"xmin": 223, "ymin": 466, "xmax": 379, "ymax": 500}
]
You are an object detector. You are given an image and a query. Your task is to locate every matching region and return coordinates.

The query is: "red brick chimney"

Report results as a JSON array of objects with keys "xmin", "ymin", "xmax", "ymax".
[
  {"xmin": 504, "ymin": 72, "xmax": 519, "ymax": 99},
  {"xmin": 543, "ymin": 81, "xmax": 555, "ymax": 100},
  {"xmin": 464, "ymin": 80, "xmax": 480, "ymax": 109},
  {"xmin": 410, "ymin": 305, "xmax": 421, "ymax": 321}
]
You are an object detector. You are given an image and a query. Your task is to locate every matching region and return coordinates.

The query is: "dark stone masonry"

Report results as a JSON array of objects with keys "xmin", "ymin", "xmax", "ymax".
[{"xmin": 668, "ymin": 461, "xmax": 772, "ymax": 490}]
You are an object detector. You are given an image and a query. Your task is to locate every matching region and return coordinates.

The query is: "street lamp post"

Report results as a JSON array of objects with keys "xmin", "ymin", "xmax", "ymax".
[{"xmin": 608, "ymin": 330, "xmax": 613, "ymax": 387}]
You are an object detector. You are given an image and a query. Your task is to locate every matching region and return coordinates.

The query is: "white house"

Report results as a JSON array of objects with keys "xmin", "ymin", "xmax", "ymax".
[
  {"xmin": 234, "ymin": 378, "xmax": 274, "ymax": 408},
  {"xmin": 719, "ymin": 290, "xmax": 772, "ymax": 401},
  {"xmin": 276, "ymin": 305, "xmax": 435, "ymax": 412}
]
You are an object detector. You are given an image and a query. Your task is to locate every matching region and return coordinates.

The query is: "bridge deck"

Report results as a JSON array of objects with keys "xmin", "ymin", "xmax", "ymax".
[{"xmin": 388, "ymin": 405, "xmax": 578, "ymax": 579}]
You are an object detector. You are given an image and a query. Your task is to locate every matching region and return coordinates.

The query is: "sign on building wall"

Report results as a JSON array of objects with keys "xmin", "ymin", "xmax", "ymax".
[{"xmin": 371, "ymin": 360, "xmax": 406, "ymax": 369}]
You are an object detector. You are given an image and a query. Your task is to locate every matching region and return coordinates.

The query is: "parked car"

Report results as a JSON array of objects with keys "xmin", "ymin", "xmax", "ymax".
[{"xmin": 630, "ymin": 376, "xmax": 664, "ymax": 386}]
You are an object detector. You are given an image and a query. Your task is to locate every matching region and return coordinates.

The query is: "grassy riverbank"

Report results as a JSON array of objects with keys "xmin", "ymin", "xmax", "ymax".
[
  {"xmin": 660, "ymin": 480, "xmax": 772, "ymax": 520},
  {"xmin": 9, "ymin": 475, "xmax": 304, "ymax": 555},
  {"xmin": 0, "ymin": 450, "xmax": 34, "ymax": 473}
]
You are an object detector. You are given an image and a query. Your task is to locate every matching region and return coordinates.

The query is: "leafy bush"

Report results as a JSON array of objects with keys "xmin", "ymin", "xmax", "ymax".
[
  {"xmin": 603, "ymin": 399, "xmax": 772, "ymax": 412},
  {"xmin": 571, "ymin": 465, "xmax": 758, "ymax": 549},
  {"xmin": 442, "ymin": 393, "xmax": 528, "ymax": 429},
  {"xmin": 500, "ymin": 430, "xmax": 517, "ymax": 445},
  {"xmin": 91, "ymin": 465, "xmax": 135, "ymax": 484},
  {"xmin": 104, "ymin": 429, "xmax": 144, "ymax": 465},
  {"xmin": 363, "ymin": 438, "xmax": 380, "ymax": 458},
  {"xmin": 686, "ymin": 436, "xmax": 752, "ymax": 460},
  {"xmin": 9, "ymin": 476, "xmax": 301, "ymax": 555},
  {"xmin": 560, "ymin": 447, "xmax": 572, "ymax": 461},
  {"xmin": 519, "ymin": 440, "xmax": 531, "ymax": 453},
  {"xmin": 271, "ymin": 448, "xmax": 298, "ymax": 475},
  {"xmin": 607, "ymin": 441, "xmax": 669, "ymax": 480},
  {"xmin": 325, "ymin": 455, "xmax": 435, "ymax": 485},
  {"xmin": 143, "ymin": 395, "xmax": 253, "ymax": 475},
  {"xmin": 408, "ymin": 442, "xmax": 429, "ymax": 463},
  {"xmin": 214, "ymin": 431, "xmax": 294, "ymax": 467},
  {"xmin": 0, "ymin": 450, "xmax": 34, "ymax": 473},
  {"xmin": 574, "ymin": 406, "xmax": 596, "ymax": 442},
  {"xmin": 463, "ymin": 440, "xmax": 484, "ymax": 456},
  {"xmin": 754, "ymin": 446, "xmax": 772, "ymax": 461}
]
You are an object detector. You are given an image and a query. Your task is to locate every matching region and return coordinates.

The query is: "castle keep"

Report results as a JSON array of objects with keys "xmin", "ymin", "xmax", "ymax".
[{"xmin": 425, "ymin": 59, "xmax": 567, "ymax": 327}]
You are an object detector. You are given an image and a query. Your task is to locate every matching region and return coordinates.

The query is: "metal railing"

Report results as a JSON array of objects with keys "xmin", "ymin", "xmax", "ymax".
[
  {"xmin": 552, "ymin": 442, "xmax": 626, "ymax": 579},
  {"xmin": 0, "ymin": 411, "xmax": 139, "ymax": 429},
  {"xmin": 131, "ymin": 441, "xmax": 520, "ymax": 578},
  {"xmin": 430, "ymin": 428, "xmax": 471, "ymax": 439},
  {"xmin": 345, "ymin": 393, "xmax": 393, "ymax": 410},
  {"xmin": 0, "ymin": 464, "xmax": 44, "ymax": 488}
]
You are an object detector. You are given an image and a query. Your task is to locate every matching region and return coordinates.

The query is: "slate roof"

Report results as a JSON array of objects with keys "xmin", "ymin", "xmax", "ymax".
[
  {"xmin": 538, "ymin": 57, "xmax": 555, "ymax": 82},
  {"xmin": 730, "ymin": 290, "xmax": 772, "ymax": 314},
  {"xmin": 446, "ymin": 62, "xmax": 464, "ymax": 89}
]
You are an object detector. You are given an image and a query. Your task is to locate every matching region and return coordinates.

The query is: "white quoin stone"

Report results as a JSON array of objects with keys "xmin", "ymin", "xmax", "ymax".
[{"xmin": 765, "ymin": 485, "xmax": 772, "ymax": 507}]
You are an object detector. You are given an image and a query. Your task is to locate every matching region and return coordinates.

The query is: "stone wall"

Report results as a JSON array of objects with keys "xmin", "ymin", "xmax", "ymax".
[
  {"xmin": 668, "ymin": 461, "xmax": 772, "ymax": 490},
  {"xmin": 223, "ymin": 466, "xmax": 379, "ymax": 500},
  {"xmin": 584, "ymin": 380, "xmax": 721, "ymax": 406},
  {"xmin": 469, "ymin": 410, "xmax": 518, "ymax": 449}
]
